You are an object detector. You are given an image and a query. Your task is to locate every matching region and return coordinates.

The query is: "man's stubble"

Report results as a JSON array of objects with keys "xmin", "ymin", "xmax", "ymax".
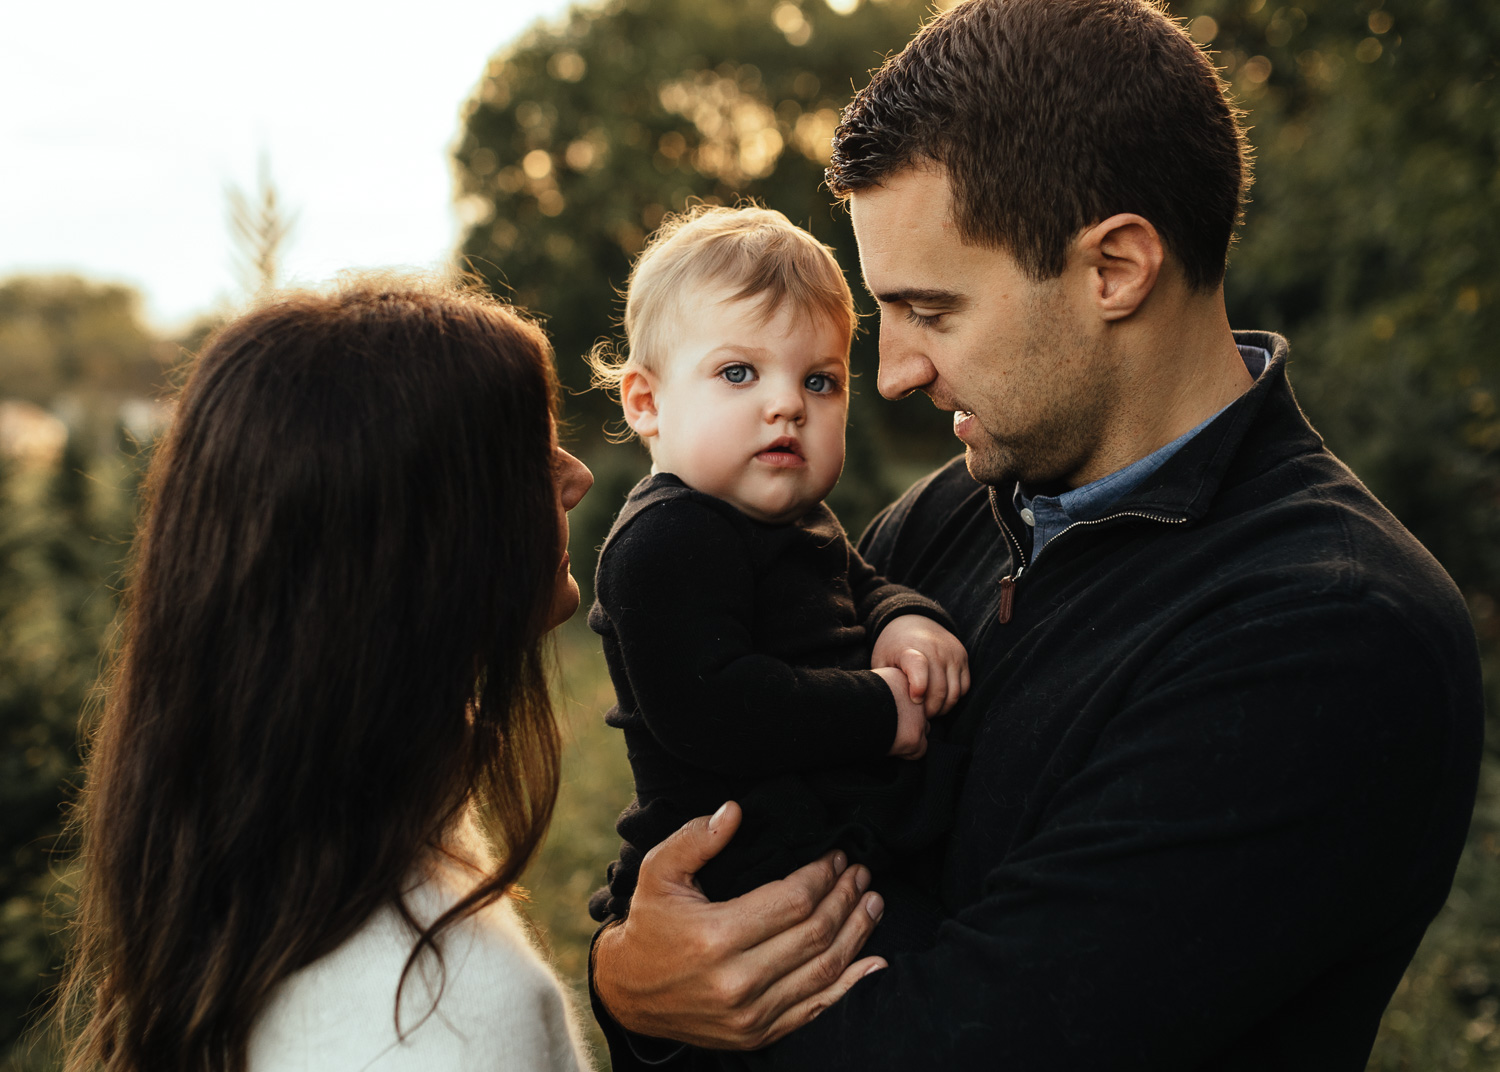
[{"xmin": 961, "ymin": 282, "xmax": 1121, "ymax": 492}]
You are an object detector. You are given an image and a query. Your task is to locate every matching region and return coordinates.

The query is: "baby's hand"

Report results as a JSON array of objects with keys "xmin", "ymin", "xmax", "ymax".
[
  {"xmin": 872, "ymin": 614, "xmax": 971, "ymax": 718},
  {"xmin": 874, "ymin": 666, "xmax": 932, "ymax": 759}
]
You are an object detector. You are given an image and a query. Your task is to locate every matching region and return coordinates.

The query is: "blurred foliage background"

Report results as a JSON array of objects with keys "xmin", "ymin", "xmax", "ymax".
[{"xmin": 2, "ymin": 0, "xmax": 1497, "ymax": 1068}]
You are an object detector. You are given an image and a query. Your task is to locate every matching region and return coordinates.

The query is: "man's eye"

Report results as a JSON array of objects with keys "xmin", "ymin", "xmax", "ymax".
[
  {"xmin": 905, "ymin": 309, "xmax": 943, "ymax": 328},
  {"xmin": 721, "ymin": 364, "xmax": 755, "ymax": 384},
  {"xmin": 805, "ymin": 373, "xmax": 838, "ymax": 394}
]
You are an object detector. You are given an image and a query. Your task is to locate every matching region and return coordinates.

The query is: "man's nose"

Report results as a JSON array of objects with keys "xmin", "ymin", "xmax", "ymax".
[{"xmin": 876, "ymin": 323, "xmax": 935, "ymax": 400}]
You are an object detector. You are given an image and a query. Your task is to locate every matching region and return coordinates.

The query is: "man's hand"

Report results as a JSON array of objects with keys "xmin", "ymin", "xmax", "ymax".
[
  {"xmin": 872, "ymin": 614, "xmax": 971, "ymax": 717},
  {"xmin": 592, "ymin": 802, "xmax": 888, "ymax": 1050},
  {"xmin": 875, "ymin": 666, "xmax": 933, "ymax": 758}
]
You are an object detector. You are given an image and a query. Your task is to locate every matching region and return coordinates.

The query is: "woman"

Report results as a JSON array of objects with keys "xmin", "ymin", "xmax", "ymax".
[{"xmin": 58, "ymin": 278, "xmax": 596, "ymax": 1071}]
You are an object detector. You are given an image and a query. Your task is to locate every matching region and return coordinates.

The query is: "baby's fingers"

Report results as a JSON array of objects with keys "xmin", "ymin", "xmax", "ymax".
[
  {"xmin": 937, "ymin": 664, "xmax": 958, "ymax": 715},
  {"xmin": 896, "ymin": 648, "xmax": 929, "ymax": 703},
  {"xmin": 924, "ymin": 666, "xmax": 948, "ymax": 717}
]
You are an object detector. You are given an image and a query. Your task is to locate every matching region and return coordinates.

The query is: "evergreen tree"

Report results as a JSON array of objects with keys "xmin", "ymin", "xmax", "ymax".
[{"xmin": 0, "ymin": 437, "xmax": 142, "ymax": 1066}]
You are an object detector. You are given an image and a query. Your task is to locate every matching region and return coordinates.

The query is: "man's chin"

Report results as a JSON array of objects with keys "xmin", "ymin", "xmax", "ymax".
[{"xmin": 962, "ymin": 446, "xmax": 1016, "ymax": 489}]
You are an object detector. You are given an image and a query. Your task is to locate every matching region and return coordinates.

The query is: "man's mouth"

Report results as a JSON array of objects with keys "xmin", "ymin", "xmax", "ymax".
[{"xmin": 755, "ymin": 437, "xmax": 805, "ymax": 467}]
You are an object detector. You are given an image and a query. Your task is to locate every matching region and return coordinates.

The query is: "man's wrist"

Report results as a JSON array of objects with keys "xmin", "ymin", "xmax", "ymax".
[
  {"xmin": 589, "ymin": 916, "xmax": 626, "ymax": 1017},
  {"xmin": 590, "ymin": 918, "xmax": 692, "ymax": 1067}
]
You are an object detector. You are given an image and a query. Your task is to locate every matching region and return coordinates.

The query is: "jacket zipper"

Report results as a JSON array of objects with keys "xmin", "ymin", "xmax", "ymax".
[
  {"xmin": 994, "ymin": 508, "xmax": 1187, "ymax": 624},
  {"xmin": 989, "ymin": 491, "xmax": 1028, "ymax": 624}
]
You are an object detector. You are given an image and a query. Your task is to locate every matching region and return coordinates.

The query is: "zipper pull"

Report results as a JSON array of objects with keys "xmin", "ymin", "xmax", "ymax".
[{"xmin": 998, "ymin": 575, "xmax": 1016, "ymax": 624}]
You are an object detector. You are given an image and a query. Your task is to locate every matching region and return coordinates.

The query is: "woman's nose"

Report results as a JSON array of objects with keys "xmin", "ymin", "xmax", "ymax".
[{"xmin": 558, "ymin": 449, "xmax": 593, "ymax": 510}]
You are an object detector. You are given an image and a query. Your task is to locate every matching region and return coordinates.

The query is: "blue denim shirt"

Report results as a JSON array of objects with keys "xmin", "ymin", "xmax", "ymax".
[{"xmin": 1015, "ymin": 345, "xmax": 1269, "ymax": 557}]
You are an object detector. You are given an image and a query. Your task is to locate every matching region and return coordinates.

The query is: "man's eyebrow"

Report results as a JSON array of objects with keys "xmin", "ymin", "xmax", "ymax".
[{"xmin": 865, "ymin": 286, "xmax": 966, "ymax": 308}]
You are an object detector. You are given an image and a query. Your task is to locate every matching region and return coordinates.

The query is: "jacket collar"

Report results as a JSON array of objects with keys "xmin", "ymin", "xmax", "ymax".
[{"xmin": 988, "ymin": 331, "xmax": 1320, "ymax": 544}]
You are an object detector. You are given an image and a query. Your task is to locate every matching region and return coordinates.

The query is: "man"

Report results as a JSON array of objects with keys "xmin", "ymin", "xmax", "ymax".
[{"xmin": 590, "ymin": 0, "xmax": 1484, "ymax": 1067}]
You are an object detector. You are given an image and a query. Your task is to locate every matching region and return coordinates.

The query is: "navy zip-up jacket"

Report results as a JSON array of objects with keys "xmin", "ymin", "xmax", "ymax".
[{"xmin": 593, "ymin": 332, "xmax": 1484, "ymax": 1070}]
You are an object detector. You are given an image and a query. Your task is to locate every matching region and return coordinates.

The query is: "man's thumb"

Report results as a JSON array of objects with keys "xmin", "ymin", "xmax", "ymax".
[{"xmin": 641, "ymin": 801, "xmax": 742, "ymax": 890}]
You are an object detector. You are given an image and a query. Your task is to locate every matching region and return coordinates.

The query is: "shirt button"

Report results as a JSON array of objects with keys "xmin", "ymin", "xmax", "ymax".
[{"xmin": 1020, "ymin": 507, "xmax": 1036, "ymax": 526}]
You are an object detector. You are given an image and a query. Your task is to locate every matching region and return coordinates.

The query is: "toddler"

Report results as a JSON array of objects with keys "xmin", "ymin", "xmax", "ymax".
[{"xmin": 586, "ymin": 205, "xmax": 969, "ymax": 922}]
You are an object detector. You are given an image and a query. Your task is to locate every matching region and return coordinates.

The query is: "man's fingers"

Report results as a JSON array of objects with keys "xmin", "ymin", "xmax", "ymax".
[
  {"xmin": 724, "ymin": 848, "xmax": 854, "ymax": 950},
  {"xmin": 757, "ymin": 954, "xmax": 888, "ymax": 1047},
  {"xmin": 744, "ymin": 857, "xmax": 874, "ymax": 979},
  {"xmin": 746, "ymin": 891, "xmax": 888, "ymax": 1047},
  {"xmin": 599, "ymin": 851, "xmax": 884, "ymax": 1051},
  {"xmin": 639, "ymin": 801, "xmax": 743, "ymax": 893}
]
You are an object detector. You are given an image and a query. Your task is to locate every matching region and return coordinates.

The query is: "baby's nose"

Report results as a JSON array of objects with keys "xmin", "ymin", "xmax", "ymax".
[{"xmin": 764, "ymin": 382, "xmax": 805, "ymax": 423}]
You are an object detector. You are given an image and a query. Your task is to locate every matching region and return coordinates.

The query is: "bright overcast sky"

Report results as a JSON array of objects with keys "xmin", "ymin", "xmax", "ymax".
[{"xmin": 3, "ymin": 0, "xmax": 581, "ymax": 331}]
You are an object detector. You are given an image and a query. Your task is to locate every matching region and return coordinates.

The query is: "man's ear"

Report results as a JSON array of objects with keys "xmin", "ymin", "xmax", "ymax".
[
  {"xmin": 621, "ymin": 366, "xmax": 661, "ymax": 439},
  {"xmin": 1076, "ymin": 214, "xmax": 1164, "ymax": 322}
]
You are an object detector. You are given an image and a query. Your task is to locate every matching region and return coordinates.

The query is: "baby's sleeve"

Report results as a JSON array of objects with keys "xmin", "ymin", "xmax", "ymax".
[
  {"xmin": 847, "ymin": 542, "xmax": 958, "ymax": 642},
  {"xmin": 597, "ymin": 500, "xmax": 897, "ymax": 778}
]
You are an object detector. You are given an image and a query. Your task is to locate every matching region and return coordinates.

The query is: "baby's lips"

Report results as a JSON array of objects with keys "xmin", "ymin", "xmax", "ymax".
[{"xmin": 754, "ymin": 436, "xmax": 806, "ymax": 467}]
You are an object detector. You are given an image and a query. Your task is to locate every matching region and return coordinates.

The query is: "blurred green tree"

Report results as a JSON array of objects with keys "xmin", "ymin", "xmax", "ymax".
[
  {"xmin": 0, "ymin": 277, "xmax": 171, "ymax": 407},
  {"xmin": 1202, "ymin": 0, "xmax": 1499, "ymax": 656},
  {"xmin": 0, "ymin": 441, "xmax": 141, "ymax": 1068}
]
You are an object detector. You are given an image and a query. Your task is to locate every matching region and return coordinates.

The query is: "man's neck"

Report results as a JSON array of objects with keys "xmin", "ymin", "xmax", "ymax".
[{"xmin": 1076, "ymin": 290, "xmax": 1251, "ymax": 489}]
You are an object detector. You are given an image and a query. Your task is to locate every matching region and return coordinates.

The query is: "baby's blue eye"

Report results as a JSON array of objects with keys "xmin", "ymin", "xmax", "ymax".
[
  {"xmin": 805, "ymin": 373, "xmax": 837, "ymax": 394},
  {"xmin": 721, "ymin": 365, "xmax": 754, "ymax": 384}
]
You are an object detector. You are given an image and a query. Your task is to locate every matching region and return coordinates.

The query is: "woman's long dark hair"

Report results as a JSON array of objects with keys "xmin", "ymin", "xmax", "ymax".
[{"xmin": 58, "ymin": 278, "xmax": 564, "ymax": 1072}]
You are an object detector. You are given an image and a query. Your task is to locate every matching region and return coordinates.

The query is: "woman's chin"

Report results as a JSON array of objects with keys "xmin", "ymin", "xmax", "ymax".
[{"xmin": 546, "ymin": 576, "xmax": 582, "ymax": 631}]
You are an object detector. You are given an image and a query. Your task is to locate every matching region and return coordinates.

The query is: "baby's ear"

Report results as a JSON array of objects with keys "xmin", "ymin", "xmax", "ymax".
[{"xmin": 621, "ymin": 367, "xmax": 661, "ymax": 440}]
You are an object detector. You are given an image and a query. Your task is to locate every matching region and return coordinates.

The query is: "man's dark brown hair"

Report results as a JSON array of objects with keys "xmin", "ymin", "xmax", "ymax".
[{"xmin": 826, "ymin": 0, "xmax": 1252, "ymax": 292}]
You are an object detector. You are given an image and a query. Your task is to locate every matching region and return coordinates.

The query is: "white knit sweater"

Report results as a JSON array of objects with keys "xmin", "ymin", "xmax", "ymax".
[{"xmin": 247, "ymin": 855, "xmax": 594, "ymax": 1072}]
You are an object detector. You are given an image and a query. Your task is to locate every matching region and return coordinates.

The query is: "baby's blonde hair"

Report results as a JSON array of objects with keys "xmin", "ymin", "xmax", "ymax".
[{"xmin": 587, "ymin": 204, "xmax": 855, "ymax": 406}]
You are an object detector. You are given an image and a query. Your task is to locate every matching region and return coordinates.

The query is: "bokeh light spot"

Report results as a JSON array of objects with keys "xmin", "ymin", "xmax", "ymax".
[
  {"xmin": 773, "ymin": 3, "xmax": 812, "ymax": 46},
  {"xmin": 548, "ymin": 50, "xmax": 588, "ymax": 82},
  {"xmin": 565, "ymin": 139, "xmax": 597, "ymax": 171},
  {"xmin": 469, "ymin": 148, "xmax": 498, "ymax": 177},
  {"xmin": 523, "ymin": 149, "xmax": 554, "ymax": 180}
]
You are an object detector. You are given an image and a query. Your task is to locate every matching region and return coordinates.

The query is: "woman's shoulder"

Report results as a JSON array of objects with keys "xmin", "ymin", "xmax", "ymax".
[{"xmin": 248, "ymin": 860, "xmax": 594, "ymax": 1071}]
